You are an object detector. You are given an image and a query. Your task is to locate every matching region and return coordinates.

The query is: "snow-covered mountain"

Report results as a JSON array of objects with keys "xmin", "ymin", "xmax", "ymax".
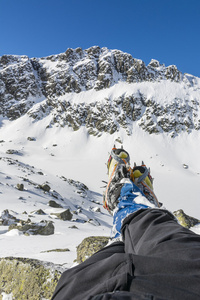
[
  {"xmin": 1, "ymin": 46, "xmax": 200, "ymax": 136},
  {"xmin": 0, "ymin": 46, "xmax": 200, "ymax": 272}
]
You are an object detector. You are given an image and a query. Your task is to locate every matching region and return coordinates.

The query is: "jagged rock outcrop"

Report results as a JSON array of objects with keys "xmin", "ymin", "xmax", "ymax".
[
  {"xmin": 1, "ymin": 47, "xmax": 200, "ymax": 137},
  {"xmin": 0, "ymin": 55, "xmax": 42, "ymax": 120}
]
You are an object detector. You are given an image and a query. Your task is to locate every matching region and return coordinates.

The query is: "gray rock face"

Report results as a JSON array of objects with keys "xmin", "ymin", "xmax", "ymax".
[
  {"xmin": 0, "ymin": 55, "xmax": 42, "ymax": 120},
  {"xmin": 1, "ymin": 47, "xmax": 200, "ymax": 137}
]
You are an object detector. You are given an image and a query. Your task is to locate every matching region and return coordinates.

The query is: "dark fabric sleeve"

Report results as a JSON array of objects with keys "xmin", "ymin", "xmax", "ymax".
[
  {"xmin": 121, "ymin": 208, "xmax": 200, "ymax": 259},
  {"xmin": 120, "ymin": 209, "xmax": 200, "ymax": 299},
  {"xmin": 52, "ymin": 209, "xmax": 200, "ymax": 300},
  {"xmin": 51, "ymin": 242, "xmax": 129, "ymax": 300}
]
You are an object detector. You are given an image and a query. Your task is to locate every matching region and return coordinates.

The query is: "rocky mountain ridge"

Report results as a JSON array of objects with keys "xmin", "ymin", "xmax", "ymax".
[{"xmin": 0, "ymin": 46, "xmax": 200, "ymax": 137}]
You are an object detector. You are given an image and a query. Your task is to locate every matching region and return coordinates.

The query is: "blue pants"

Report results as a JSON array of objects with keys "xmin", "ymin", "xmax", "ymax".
[{"xmin": 112, "ymin": 181, "xmax": 150, "ymax": 238}]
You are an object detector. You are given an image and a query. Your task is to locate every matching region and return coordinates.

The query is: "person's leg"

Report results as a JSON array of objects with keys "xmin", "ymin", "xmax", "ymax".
[
  {"xmin": 104, "ymin": 148, "xmax": 200, "ymax": 260},
  {"xmin": 121, "ymin": 208, "xmax": 200, "ymax": 260},
  {"xmin": 119, "ymin": 208, "xmax": 200, "ymax": 299},
  {"xmin": 104, "ymin": 149, "xmax": 200, "ymax": 299},
  {"xmin": 51, "ymin": 242, "xmax": 126, "ymax": 300},
  {"xmin": 111, "ymin": 180, "xmax": 154, "ymax": 238},
  {"xmin": 104, "ymin": 148, "xmax": 160, "ymax": 239}
]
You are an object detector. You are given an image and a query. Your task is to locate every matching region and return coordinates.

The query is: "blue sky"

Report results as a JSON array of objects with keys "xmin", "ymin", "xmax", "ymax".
[{"xmin": 0, "ymin": 0, "xmax": 200, "ymax": 77}]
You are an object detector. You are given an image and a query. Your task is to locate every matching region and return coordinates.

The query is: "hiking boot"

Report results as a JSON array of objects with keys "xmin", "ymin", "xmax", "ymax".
[
  {"xmin": 103, "ymin": 147, "xmax": 131, "ymax": 214},
  {"xmin": 131, "ymin": 164, "xmax": 160, "ymax": 208},
  {"xmin": 103, "ymin": 148, "xmax": 160, "ymax": 215}
]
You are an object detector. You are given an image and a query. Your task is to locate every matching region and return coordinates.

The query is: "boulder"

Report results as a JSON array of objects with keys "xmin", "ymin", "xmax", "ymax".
[
  {"xmin": 0, "ymin": 257, "xmax": 63, "ymax": 300},
  {"xmin": 0, "ymin": 209, "xmax": 19, "ymax": 226},
  {"xmin": 16, "ymin": 183, "xmax": 24, "ymax": 191},
  {"xmin": 9, "ymin": 220, "xmax": 55, "ymax": 235},
  {"xmin": 6, "ymin": 149, "xmax": 21, "ymax": 155},
  {"xmin": 51, "ymin": 209, "xmax": 73, "ymax": 221},
  {"xmin": 76, "ymin": 236, "xmax": 109, "ymax": 263},
  {"xmin": 31, "ymin": 209, "xmax": 46, "ymax": 215},
  {"xmin": 40, "ymin": 183, "xmax": 51, "ymax": 192},
  {"xmin": 173, "ymin": 209, "xmax": 200, "ymax": 228},
  {"xmin": 48, "ymin": 200, "xmax": 63, "ymax": 208},
  {"xmin": 27, "ymin": 137, "xmax": 36, "ymax": 141}
]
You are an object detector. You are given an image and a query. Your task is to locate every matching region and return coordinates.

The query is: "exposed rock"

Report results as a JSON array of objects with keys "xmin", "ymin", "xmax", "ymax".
[
  {"xmin": 87, "ymin": 218, "xmax": 101, "ymax": 226},
  {"xmin": 76, "ymin": 236, "xmax": 109, "ymax": 263},
  {"xmin": 9, "ymin": 220, "xmax": 55, "ymax": 235},
  {"xmin": 51, "ymin": 209, "xmax": 73, "ymax": 221},
  {"xmin": 0, "ymin": 54, "xmax": 42, "ymax": 120},
  {"xmin": 183, "ymin": 164, "xmax": 189, "ymax": 169},
  {"xmin": 16, "ymin": 183, "xmax": 24, "ymax": 191},
  {"xmin": 40, "ymin": 183, "xmax": 51, "ymax": 192},
  {"xmin": 37, "ymin": 171, "xmax": 44, "ymax": 175},
  {"xmin": 0, "ymin": 209, "xmax": 19, "ymax": 226},
  {"xmin": 27, "ymin": 137, "xmax": 36, "ymax": 141},
  {"xmin": 31, "ymin": 209, "xmax": 46, "ymax": 215},
  {"xmin": 0, "ymin": 47, "xmax": 200, "ymax": 138},
  {"xmin": 6, "ymin": 149, "xmax": 21, "ymax": 155},
  {"xmin": 69, "ymin": 225, "xmax": 78, "ymax": 229},
  {"xmin": 48, "ymin": 200, "xmax": 63, "ymax": 208},
  {"xmin": 60, "ymin": 176, "xmax": 89, "ymax": 197},
  {"xmin": 0, "ymin": 210, "xmax": 55, "ymax": 236},
  {"xmin": 66, "ymin": 178, "xmax": 88, "ymax": 191},
  {"xmin": 148, "ymin": 59, "xmax": 161, "ymax": 68},
  {"xmin": 41, "ymin": 248, "xmax": 70, "ymax": 253},
  {"xmin": 0, "ymin": 257, "xmax": 62, "ymax": 300},
  {"xmin": 92, "ymin": 207, "xmax": 101, "ymax": 213},
  {"xmin": 173, "ymin": 209, "xmax": 200, "ymax": 228},
  {"xmin": 50, "ymin": 189, "xmax": 64, "ymax": 201}
]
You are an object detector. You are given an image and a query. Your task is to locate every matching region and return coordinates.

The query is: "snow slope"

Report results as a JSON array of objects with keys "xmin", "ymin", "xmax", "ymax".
[{"xmin": 0, "ymin": 80, "xmax": 200, "ymax": 269}]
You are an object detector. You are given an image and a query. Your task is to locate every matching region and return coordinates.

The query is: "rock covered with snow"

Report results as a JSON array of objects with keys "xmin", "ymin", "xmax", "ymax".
[{"xmin": 9, "ymin": 220, "xmax": 55, "ymax": 236}]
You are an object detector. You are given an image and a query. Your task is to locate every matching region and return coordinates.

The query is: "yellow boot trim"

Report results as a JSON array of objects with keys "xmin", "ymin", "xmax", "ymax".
[
  {"xmin": 132, "ymin": 170, "xmax": 153, "ymax": 190},
  {"xmin": 108, "ymin": 151, "xmax": 128, "ymax": 178}
]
